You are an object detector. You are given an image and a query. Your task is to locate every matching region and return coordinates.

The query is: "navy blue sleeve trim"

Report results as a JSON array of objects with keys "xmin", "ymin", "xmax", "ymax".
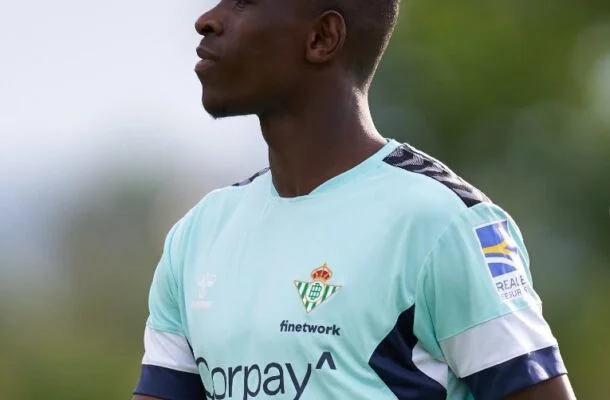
[
  {"xmin": 463, "ymin": 345, "xmax": 567, "ymax": 400},
  {"xmin": 134, "ymin": 364, "xmax": 206, "ymax": 400}
]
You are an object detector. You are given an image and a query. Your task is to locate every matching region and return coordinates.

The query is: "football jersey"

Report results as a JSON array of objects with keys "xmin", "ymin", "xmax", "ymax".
[{"xmin": 134, "ymin": 139, "xmax": 567, "ymax": 400}]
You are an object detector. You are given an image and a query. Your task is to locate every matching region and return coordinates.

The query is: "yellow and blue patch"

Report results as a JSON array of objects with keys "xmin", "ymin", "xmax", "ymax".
[
  {"xmin": 475, "ymin": 220, "xmax": 520, "ymax": 278},
  {"xmin": 474, "ymin": 220, "xmax": 533, "ymax": 303}
]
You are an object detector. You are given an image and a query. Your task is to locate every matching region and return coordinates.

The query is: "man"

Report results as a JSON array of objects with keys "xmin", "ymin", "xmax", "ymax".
[{"xmin": 133, "ymin": 0, "xmax": 575, "ymax": 399}]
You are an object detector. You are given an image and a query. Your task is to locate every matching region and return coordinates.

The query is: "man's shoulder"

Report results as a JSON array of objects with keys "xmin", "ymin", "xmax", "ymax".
[
  {"xmin": 380, "ymin": 142, "xmax": 490, "ymax": 210},
  {"xmin": 372, "ymin": 142, "xmax": 494, "ymax": 243},
  {"xmin": 199, "ymin": 166, "xmax": 270, "ymax": 212},
  {"xmin": 170, "ymin": 167, "xmax": 270, "ymax": 241}
]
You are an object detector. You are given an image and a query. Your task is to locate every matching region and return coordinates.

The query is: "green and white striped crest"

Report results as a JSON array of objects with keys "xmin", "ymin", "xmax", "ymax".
[{"xmin": 294, "ymin": 279, "xmax": 341, "ymax": 313}]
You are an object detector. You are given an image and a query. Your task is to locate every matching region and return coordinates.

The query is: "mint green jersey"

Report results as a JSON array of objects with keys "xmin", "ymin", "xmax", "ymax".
[{"xmin": 134, "ymin": 139, "xmax": 566, "ymax": 400}]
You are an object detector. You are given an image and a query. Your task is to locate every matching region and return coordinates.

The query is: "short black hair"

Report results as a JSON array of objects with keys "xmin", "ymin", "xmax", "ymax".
[{"xmin": 318, "ymin": 0, "xmax": 400, "ymax": 86}]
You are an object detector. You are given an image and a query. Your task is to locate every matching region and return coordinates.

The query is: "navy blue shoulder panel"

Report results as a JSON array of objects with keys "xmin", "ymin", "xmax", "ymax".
[
  {"xmin": 369, "ymin": 306, "xmax": 447, "ymax": 399},
  {"xmin": 232, "ymin": 167, "xmax": 270, "ymax": 187},
  {"xmin": 383, "ymin": 143, "xmax": 489, "ymax": 208}
]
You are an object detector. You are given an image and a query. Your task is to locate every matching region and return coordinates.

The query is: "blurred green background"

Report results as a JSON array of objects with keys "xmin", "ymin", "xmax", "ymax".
[{"xmin": 1, "ymin": 0, "xmax": 609, "ymax": 399}]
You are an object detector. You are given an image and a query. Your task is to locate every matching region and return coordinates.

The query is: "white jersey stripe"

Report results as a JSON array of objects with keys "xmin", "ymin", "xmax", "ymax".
[
  {"xmin": 142, "ymin": 327, "xmax": 199, "ymax": 374},
  {"xmin": 439, "ymin": 305, "xmax": 557, "ymax": 378},
  {"xmin": 412, "ymin": 342, "xmax": 448, "ymax": 389}
]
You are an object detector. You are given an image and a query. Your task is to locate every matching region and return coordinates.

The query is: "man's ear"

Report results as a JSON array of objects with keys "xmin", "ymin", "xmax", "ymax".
[{"xmin": 305, "ymin": 10, "xmax": 347, "ymax": 64}]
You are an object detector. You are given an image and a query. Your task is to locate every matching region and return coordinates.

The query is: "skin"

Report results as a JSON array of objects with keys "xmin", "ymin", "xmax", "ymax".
[
  {"xmin": 133, "ymin": 0, "xmax": 577, "ymax": 398},
  {"xmin": 193, "ymin": 0, "xmax": 386, "ymax": 197}
]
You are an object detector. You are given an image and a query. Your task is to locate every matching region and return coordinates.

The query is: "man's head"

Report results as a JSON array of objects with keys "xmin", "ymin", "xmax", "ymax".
[{"xmin": 195, "ymin": 0, "xmax": 400, "ymax": 118}]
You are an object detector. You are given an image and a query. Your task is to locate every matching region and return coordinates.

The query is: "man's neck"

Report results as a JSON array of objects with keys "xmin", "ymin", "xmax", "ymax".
[{"xmin": 259, "ymin": 85, "xmax": 386, "ymax": 198}]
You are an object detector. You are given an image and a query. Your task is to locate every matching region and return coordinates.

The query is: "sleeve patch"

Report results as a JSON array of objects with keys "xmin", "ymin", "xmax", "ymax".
[{"xmin": 474, "ymin": 220, "xmax": 534, "ymax": 302}]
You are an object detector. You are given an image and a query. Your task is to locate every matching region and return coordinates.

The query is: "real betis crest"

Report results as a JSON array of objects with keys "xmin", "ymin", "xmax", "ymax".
[{"xmin": 294, "ymin": 264, "xmax": 341, "ymax": 313}]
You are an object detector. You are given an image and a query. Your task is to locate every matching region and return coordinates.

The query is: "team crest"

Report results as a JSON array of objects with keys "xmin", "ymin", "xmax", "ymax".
[{"xmin": 294, "ymin": 264, "xmax": 341, "ymax": 313}]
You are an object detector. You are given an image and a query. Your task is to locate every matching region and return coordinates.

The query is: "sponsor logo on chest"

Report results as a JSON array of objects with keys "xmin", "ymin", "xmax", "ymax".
[{"xmin": 197, "ymin": 351, "xmax": 337, "ymax": 400}]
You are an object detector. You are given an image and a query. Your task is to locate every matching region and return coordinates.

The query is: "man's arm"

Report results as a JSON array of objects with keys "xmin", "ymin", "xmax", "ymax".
[
  {"xmin": 132, "ymin": 220, "xmax": 207, "ymax": 400},
  {"xmin": 415, "ymin": 203, "xmax": 573, "ymax": 399},
  {"xmin": 132, "ymin": 396, "xmax": 161, "ymax": 400},
  {"xmin": 504, "ymin": 375, "xmax": 575, "ymax": 400}
]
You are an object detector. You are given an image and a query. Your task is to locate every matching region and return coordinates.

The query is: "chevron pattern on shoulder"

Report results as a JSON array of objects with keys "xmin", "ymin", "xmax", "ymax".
[
  {"xmin": 232, "ymin": 167, "xmax": 270, "ymax": 187},
  {"xmin": 383, "ymin": 143, "xmax": 490, "ymax": 208}
]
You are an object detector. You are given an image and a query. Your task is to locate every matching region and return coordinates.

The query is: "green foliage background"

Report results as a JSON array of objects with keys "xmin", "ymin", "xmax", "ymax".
[{"xmin": 1, "ymin": 1, "xmax": 609, "ymax": 399}]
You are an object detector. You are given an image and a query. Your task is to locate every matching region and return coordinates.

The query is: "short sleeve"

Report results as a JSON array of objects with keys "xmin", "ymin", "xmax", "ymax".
[
  {"xmin": 134, "ymin": 220, "xmax": 206, "ymax": 400},
  {"xmin": 146, "ymin": 221, "xmax": 185, "ymax": 335},
  {"xmin": 415, "ymin": 203, "xmax": 567, "ymax": 400}
]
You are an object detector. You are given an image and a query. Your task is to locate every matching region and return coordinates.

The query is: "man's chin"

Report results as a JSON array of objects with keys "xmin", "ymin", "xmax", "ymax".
[{"xmin": 202, "ymin": 96, "xmax": 255, "ymax": 119}]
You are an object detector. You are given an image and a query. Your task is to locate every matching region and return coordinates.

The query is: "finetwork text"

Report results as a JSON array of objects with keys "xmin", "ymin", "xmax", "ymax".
[{"xmin": 279, "ymin": 320, "xmax": 341, "ymax": 336}]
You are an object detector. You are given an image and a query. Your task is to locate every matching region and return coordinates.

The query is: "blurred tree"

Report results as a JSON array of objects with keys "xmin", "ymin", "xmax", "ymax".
[{"xmin": 372, "ymin": 1, "xmax": 610, "ymax": 397}]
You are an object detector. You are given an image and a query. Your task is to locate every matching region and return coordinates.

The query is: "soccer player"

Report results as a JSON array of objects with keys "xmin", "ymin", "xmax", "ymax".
[{"xmin": 133, "ymin": 1, "xmax": 575, "ymax": 399}]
